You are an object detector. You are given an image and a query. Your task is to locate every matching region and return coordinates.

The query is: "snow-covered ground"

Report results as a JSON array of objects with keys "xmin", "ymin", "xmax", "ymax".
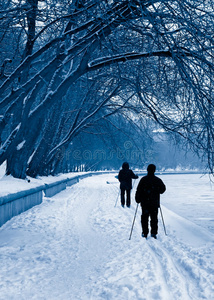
[{"xmin": 0, "ymin": 173, "xmax": 214, "ymax": 300}]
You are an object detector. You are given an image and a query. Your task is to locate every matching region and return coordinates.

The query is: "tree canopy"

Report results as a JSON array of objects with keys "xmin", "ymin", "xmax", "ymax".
[{"xmin": 0, "ymin": 0, "xmax": 214, "ymax": 178}]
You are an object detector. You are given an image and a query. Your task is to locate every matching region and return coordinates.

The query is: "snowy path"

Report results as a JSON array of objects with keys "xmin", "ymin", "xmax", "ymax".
[{"xmin": 0, "ymin": 174, "xmax": 214, "ymax": 300}]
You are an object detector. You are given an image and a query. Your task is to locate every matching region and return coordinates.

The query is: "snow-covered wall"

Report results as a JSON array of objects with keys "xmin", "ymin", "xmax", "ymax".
[
  {"xmin": 0, "ymin": 186, "xmax": 44, "ymax": 227},
  {"xmin": 44, "ymin": 176, "xmax": 80, "ymax": 197}
]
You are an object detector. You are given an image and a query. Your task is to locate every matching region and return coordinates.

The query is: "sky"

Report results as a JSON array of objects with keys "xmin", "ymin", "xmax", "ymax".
[{"xmin": 0, "ymin": 171, "xmax": 214, "ymax": 300}]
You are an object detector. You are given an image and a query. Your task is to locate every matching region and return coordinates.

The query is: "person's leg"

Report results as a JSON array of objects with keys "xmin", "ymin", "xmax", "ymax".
[
  {"xmin": 150, "ymin": 209, "xmax": 158, "ymax": 236},
  {"xmin": 141, "ymin": 209, "xmax": 149, "ymax": 237},
  {"xmin": 126, "ymin": 189, "xmax": 131, "ymax": 207},
  {"xmin": 121, "ymin": 188, "xmax": 125, "ymax": 207}
]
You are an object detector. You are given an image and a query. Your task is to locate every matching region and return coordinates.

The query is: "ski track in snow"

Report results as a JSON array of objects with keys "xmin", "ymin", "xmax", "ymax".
[{"xmin": 0, "ymin": 174, "xmax": 214, "ymax": 300}]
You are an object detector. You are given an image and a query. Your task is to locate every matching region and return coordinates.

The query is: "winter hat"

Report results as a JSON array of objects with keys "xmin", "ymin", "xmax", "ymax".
[
  {"xmin": 122, "ymin": 162, "xmax": 129, "ymax": 169},
  {"xmin": 147, "ymin": 164, "xmax": 156, "ymax": 174}
]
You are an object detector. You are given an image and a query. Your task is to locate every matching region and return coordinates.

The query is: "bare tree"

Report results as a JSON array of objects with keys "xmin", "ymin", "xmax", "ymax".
[{"xmin": 0, "ymin": 0, "xmax": 214, "ymax": 178}]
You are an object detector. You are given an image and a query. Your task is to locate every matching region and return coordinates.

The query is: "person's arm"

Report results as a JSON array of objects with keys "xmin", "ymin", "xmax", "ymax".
[
  {"xmin": 131, "ymin": 170, "xmax": 139, "ymax": 179},
  {"xmin": 135, "ymin": 179, "xmax": 143, "ymax": 203},
  {"xmin": 118, "ymin": 170, "xmax": 122, "ymax": 182},
  {"xmin": 159, "ymin": 179, "xmax": 166, "ymax": 194}
]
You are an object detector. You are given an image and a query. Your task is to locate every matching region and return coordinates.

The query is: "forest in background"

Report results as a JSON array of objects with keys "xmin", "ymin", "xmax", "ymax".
[{"xmin": 0, "ymin": 0, "xmax": 213, "ymax": 178}]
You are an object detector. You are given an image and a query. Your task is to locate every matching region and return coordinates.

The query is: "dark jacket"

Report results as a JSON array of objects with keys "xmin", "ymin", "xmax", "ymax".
[
  {"xmin": 135, "ymin": 174, "xmax": 166, "ymax": 209},
  {"xmin": 118, "ymin": 162, "xmax": 138, "ymax": 190}
]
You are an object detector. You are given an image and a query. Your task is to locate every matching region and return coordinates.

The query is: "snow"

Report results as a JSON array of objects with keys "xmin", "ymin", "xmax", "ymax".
[
  {"xmin": 16, "ymin": 141, "xmax": 26, "ymax": 151},
  {"xmin": 0, "ymin": 172, "xmax": 214, "ymax": 300}
]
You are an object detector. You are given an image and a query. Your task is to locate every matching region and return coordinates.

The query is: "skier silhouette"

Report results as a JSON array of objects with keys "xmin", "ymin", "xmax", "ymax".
[
  {"xmin": 135, "ymin": 164, "xmax": 166, "ymax": 239},
  {"xmin": 118, "ymin": 162, "xmax": 138, "ymax": 207}
]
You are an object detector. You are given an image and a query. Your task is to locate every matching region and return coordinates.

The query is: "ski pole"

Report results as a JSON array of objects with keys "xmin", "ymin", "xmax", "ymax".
[
  {"xmin": 129, "ymin": 203, "xmax": 139, "ymax": 240},
  {"xmin": 160, "ymin": 205, "xmax": 167, "ymax": 236},
  {"xmin": 114, "ymin": 189, "xmax": 120, "ymax": 207}
]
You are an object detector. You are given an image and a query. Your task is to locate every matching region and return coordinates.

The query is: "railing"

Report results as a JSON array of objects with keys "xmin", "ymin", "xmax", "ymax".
[{"xmin": 0, "ymin": 185, "xmax": 45, "ymax": 227}]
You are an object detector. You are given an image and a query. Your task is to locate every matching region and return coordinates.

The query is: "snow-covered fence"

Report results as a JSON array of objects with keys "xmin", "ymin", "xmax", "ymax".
[
  {"xmin": 66, "ymin": 176, "xmax": 79, "ymax": 187},
  {"xmin": 44, "ymin": 176, "xmax": 80, "ymax": 197},
  {"xmin": 0, "ymin": 186, "xmax": 44, "ymax": 227},
  {"xmin": 44, "ymin": 180, "xmax": 67, "ymax": 197}
]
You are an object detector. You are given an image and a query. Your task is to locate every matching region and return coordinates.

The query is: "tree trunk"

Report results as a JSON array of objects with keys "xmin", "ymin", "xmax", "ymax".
[
  {"xmin": 26, "ymin": 140, "xmax": 50, "ymax": 177},
  {"xmin": 6, "ymin": 146, "xmax": 30, "ymax": 179}
]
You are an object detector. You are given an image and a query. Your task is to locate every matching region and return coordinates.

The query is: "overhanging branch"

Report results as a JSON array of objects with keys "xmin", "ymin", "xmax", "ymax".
[{"xmin": 88, "ymin": 49, "xmax": 173, "ymax": 70}]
